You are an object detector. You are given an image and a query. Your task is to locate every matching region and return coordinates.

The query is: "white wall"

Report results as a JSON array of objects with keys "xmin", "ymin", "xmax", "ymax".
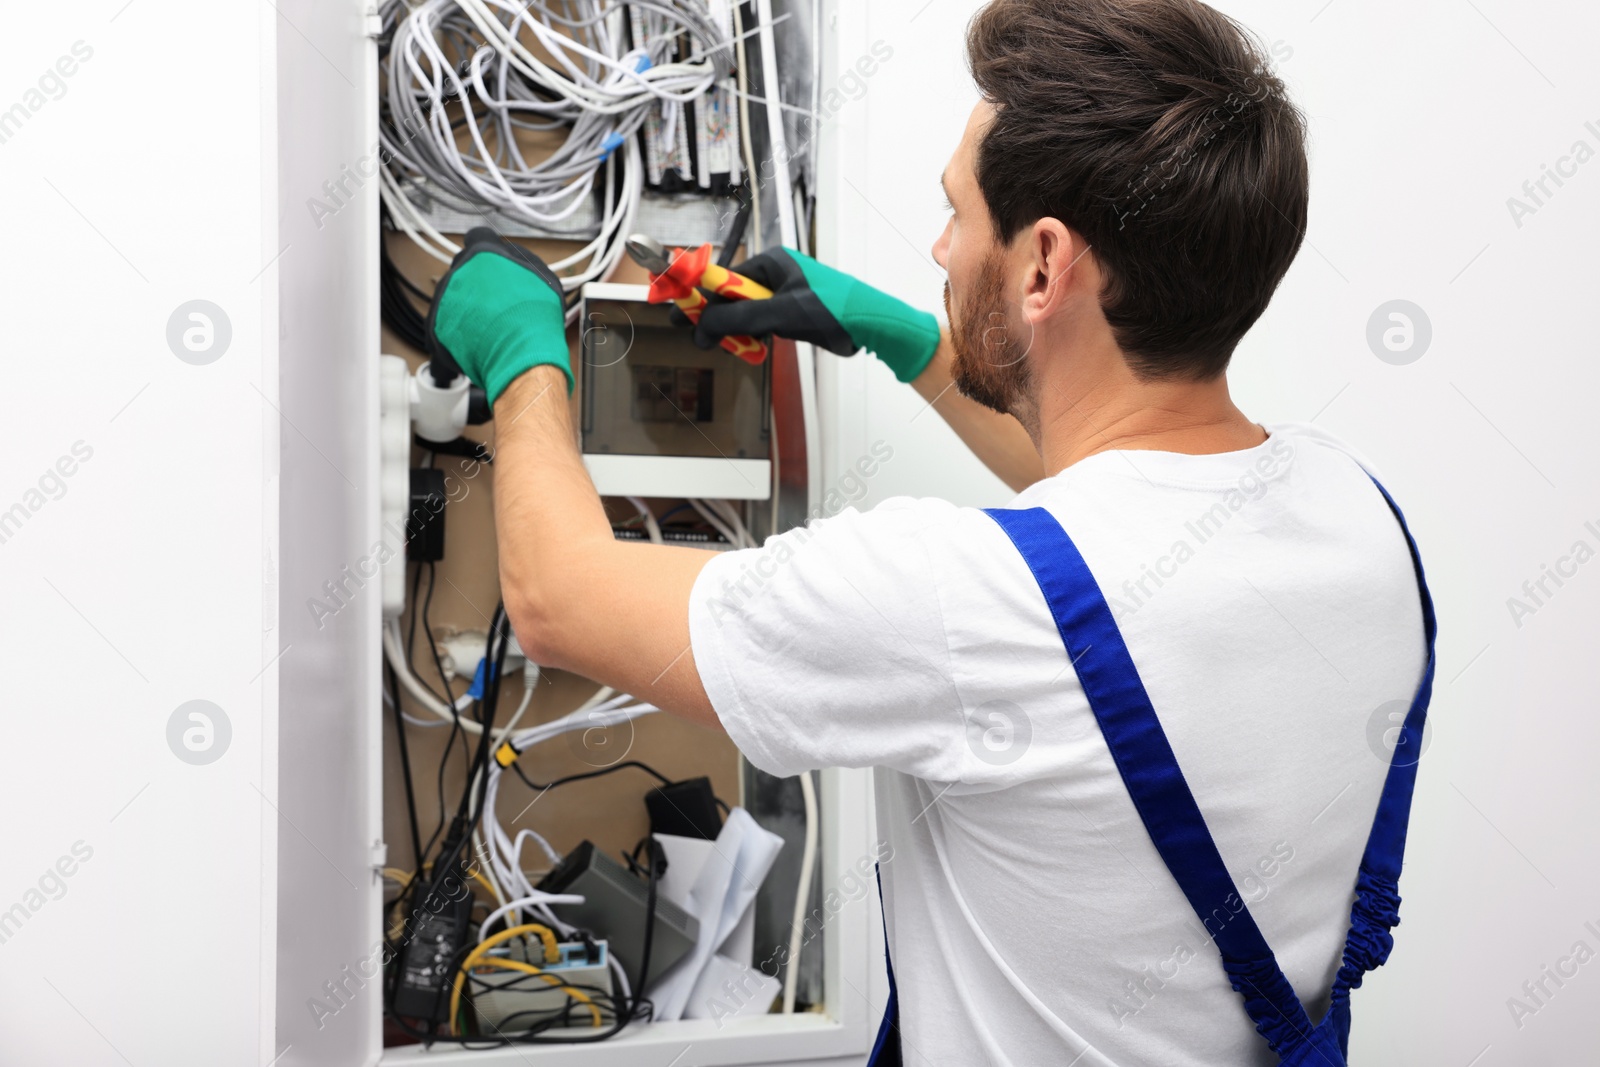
[
  {"xmin": 0, "ymin": 3, "xmax": 279, "ymax": 1066},
  {"xmin": 820, "ymin": 0, "xmax": 1600, "ymax": 1063}
]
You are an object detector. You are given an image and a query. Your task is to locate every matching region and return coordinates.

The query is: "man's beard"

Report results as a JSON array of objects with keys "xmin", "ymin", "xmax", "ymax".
[{"xmin": 945, "ymin": 252, "xmax": 1033, "ymax": 417}]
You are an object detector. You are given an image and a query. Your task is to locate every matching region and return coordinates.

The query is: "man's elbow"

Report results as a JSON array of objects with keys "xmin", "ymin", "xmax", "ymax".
[
  {"xmin": 500, "ymin": 535, "xmax": 617, "ymax": 672},
  {"xmin": 503, "ymin": 585, "xmax": 565, "ymax": 670}
]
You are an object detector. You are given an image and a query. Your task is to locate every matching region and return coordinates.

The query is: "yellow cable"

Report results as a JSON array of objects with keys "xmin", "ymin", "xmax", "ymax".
[
  {"xmin": 468, "ymin": 958, "xmax": 603, "ymax": 1029},
  {"xmin": 466, "ymin": 868, "xmax": 497, "ymax": 899},
  {"xmin": 384, "ymin": 863, "xmax": 496, "ymax": 899},
  {"xmin": 449, "ymin": 923, "xmax": 565, "ymax": 1031},
  {"xmin": 382, "ymin": 869, "xmax": 415, "ymax": 940}
]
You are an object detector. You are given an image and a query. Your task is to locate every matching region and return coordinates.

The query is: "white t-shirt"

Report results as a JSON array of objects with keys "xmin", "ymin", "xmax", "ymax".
[{"xmin": 687, "ymin": 423, "xmax": 1428, "ymax": 1067}]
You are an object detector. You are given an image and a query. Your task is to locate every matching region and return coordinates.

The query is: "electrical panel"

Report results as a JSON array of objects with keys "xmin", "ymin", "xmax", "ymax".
[
  {"xmin": 580, "ymin": 284, "xmax": 773, "ymax": 500},
  {"xmin": 356, "ymin": 0, "xmax": 866, "ymax": 1057}
]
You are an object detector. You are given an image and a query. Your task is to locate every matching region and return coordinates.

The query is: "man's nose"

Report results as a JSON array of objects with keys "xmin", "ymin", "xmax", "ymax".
[{"xmin": 931, "ymin": 221, "xmax": 951, "ymax": 269}]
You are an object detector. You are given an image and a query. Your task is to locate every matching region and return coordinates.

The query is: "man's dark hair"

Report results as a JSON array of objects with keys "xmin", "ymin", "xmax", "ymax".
[{"xmin": 967, "ymin": 0, "xmax": 1309, "ymax": 381}]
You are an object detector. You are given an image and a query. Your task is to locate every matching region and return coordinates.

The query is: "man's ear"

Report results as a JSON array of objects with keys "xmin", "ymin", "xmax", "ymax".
[{"xmin": 1020, "ymin": 218, "xmax": 1085, "ymax": 324}]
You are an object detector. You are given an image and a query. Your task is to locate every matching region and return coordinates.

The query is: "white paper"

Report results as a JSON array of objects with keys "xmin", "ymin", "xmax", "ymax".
[
  {"xmin": 684, "ymin": 952, "xmax": 782, "ymax": 1023},
  {"xmin": 654, "ymin": 834, "xmax": 757, "ymax": 965},
  {"xmin": 646, "ymin": 808, "xmax": 784, "ymax": 1021},
  {"xmin": 655, "ymin": 834, "xmax": 716, "ymax": 908}
]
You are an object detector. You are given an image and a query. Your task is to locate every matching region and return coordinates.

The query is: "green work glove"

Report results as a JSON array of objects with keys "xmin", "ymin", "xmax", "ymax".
[
  {"xmin": 428, "ymin": 227, "xmax": 570, "ymax": 404},
  {"xmin": 689, "ymin": 248, "xmax": 941, "ymax": 383}
]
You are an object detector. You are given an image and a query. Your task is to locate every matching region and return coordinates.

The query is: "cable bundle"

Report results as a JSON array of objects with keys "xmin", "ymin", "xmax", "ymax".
[
  {"xmin": 383, "ymin": 610, "xmax": 662, "ymax": 1042},
  {"xmin": 378, "ymin": 0, "xmax": 737, "ymax": 318},
  {"xmin": 455, "ymin": 692, "xmax": 666, "ymax": 1042}
]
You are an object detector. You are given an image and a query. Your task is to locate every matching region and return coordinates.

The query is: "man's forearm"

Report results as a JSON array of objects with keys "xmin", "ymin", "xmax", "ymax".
[
  {"xmin": 911, "ymin": 328, "xmax": 1045, "ymax": 492},
  {"xmin": 491, "ymin": 366, "xmax": 719, "ymax": 728}
]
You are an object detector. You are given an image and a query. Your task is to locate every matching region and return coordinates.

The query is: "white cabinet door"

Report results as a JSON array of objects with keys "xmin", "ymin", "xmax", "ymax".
[{"xmin": 272, "ymin": 1, "xmax": 385, "ymax": 1065}]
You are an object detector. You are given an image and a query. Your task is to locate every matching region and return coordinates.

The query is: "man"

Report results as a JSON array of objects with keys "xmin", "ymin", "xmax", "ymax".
[{"xmin": 426, "ymin": 0, "xmax": 1435, "ymax": 1063}]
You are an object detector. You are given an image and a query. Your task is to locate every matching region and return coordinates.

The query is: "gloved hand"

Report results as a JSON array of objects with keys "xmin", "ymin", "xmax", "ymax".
[
  {"xmin": 427, "ymin": 227, "xmax": 571, "ymax": 405},
  {"xmin": 686, "ymin": 248, "xmax": 941, "ymax": 384}
]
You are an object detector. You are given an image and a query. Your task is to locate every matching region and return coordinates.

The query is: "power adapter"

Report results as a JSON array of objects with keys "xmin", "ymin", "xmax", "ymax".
[
  {"xmin": 646, "ymin": 776, "xmax": 723, "ymax": 841},
  {"xmin": 392, "ymin": 861, "xmax": 475, "ymax": 1022}
]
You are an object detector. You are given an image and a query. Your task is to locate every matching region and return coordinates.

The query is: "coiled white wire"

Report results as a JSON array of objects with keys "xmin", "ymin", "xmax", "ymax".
[{"xmin": 378, "ymin": 0, "xmax": 735, "ymax": 319}]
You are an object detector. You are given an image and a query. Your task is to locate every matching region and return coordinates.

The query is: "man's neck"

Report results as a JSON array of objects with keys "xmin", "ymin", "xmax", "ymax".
[{"xmin": 1023, "ymin": 347, "xmax": 1267, "ymax": 476}]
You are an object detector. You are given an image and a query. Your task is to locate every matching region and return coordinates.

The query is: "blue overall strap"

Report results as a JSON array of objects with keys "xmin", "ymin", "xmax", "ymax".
[
  {"xmin": 985, "ymin": 506, "xmax": 1314, "ymax": 1056},
  {"xmin": 866, "ymin": 864, "xmax": 903, "ymax": 1066},
  {"xmin": 1319, "ymin": 477, "xmax": 1439, "ymax": 1050}
]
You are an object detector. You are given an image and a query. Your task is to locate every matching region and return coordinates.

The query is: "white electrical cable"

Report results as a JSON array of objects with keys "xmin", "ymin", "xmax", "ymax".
[
  {"xmin": 473, "ymin": 832, "xmax": 509, "ymax": 909},
  {"xmin": 511, "ymin": 827, "xmax": 564, "ymax": 870},
  {"xmin": 479, "ymin": 893, "xmax": 586, "ymax": 943},
  {"xmin": 706, "ymin": 498, "xmax": 753, "ymax": 548},
  {"xmin": 627, "ymin": 496, "xmax": 664, "ymax": 544},
  {"xmin": 377, "ymin": 0, "xmax": 820, "ymax": 1018},
  {"xmin": 379, "ymin": 0, "xmax": 735, "ymax": 318},
  {"xmin": 474, "ymin": 687, "xmax": 660, "ymax": 967},
  {"xmin": 783, "ymin": 769, "xmax": 819, "ymax": 1014},
  {"xmin": 381, "ymin": 683, "xmax": 453, "ymax": 728},
  {"xmin": 379, "ymin": 167, "xmax": 460, "ymax": 265},
  {"xmin": 688, "ymin": 498, "xmax": 739, "ymax": 547},
  {"xmin": 383, "ymin": 619, "xmax": 532, "ymax": 737},
  {"xmin": 384, "ymin": 621, "xmax": 467, "ymax": 728},
  {"xmin": 391, "ymin": 625, "xmax": 660, "ymax": 1009},
  {"xmin": 467, "ymin": 667, "xmax": 540, "ymax": 820}
]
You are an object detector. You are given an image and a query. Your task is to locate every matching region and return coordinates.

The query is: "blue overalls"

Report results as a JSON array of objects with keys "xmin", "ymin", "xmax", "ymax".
[{"xmin": 867, "ymin": 476, "xmax": 1436, "ymax": 1066}]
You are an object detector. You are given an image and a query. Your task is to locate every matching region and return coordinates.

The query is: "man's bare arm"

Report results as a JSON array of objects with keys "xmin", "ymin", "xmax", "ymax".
[
  {"xmin": 910, "ymin": 327, "xmax": 1045, "ymax": 493},
  {"xmin": 492, "ymin": 366, "xmax": 721, "ymax": 730}
]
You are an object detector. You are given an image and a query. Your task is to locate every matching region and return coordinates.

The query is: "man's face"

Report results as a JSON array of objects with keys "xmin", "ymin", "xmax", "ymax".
[{"xmin": 932, "ymin": 102, "xmax": 1033, "ymax": 418}]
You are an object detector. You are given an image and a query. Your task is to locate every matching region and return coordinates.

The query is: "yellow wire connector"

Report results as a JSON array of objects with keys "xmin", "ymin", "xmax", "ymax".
[{"xmin": 495, "ymin": 741, "xmax": 519, "ymax": 768}]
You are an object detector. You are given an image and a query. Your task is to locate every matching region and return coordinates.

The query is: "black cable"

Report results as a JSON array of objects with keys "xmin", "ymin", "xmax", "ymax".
[
  {"xmin": 393, "ymin": 608, "xmax": 671, "ymax": 1048},
  {"xmin": 444, "ymin": 602, "xmax": 510, "ymax": 864},
  {"xmin": 421, "ymin": 568, "xmax": 448, "ymax": 696},
  {"xmin": 466, "ymin": 604, "xmax": 512, "ymax": 836},
  {"xmin": 417, "ymin": 434, "xmax": 494, "ymax": 465},
  {"xmin": 510, "ymin": 759, "xmax": 673, "ymax": 793},
  {"xmin": 399, "ymin": 603, "xmax": 513, "ymax": 1037},
  {"xmin": 717, "ymin": 184, "xmax": 753, "ymax": 268},
  {"xmin": 463, "ymin": 975, "xmax": 623, "ymax": 1033},
  {"xmin": 632, "ymin": 838, "xmax": 662, "ymax": 1025},
  {"xmin": 420, "ymin": 561, "xmax": 465, "ymax": 776},
  {"xmin": 388, "ymin": 662, "xmax": 425, "ymax": 873},
  {"xmin": 416, "ymin": 562, "xmax": 465, "ymax": 862},
  {"xmin": 390, "ymin": 248, "xmax": 435, "ymax": 301},
  {"xmin": 398, "ymin": 559, "xmax": 460, "ymax": 863},
  {"xmin": 509, "ymin": 759, "xmax": 731, "ymax": 821},
  {"xmin": 390, "ymin": 606, "xmax": 505, "ymax": 975},
  {"xmin": 380, "ymin": 219, "xmax": 434, "ymax": 351},
  {"xmin": 404, "ymin": 560, "xmax": 446, "ymax": 703}
]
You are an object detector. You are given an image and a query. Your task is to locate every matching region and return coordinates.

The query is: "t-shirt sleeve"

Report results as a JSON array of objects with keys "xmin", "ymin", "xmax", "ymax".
[{"xmin": 687, "ymin": 497, "xmax": 971, "ymax": 780}]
